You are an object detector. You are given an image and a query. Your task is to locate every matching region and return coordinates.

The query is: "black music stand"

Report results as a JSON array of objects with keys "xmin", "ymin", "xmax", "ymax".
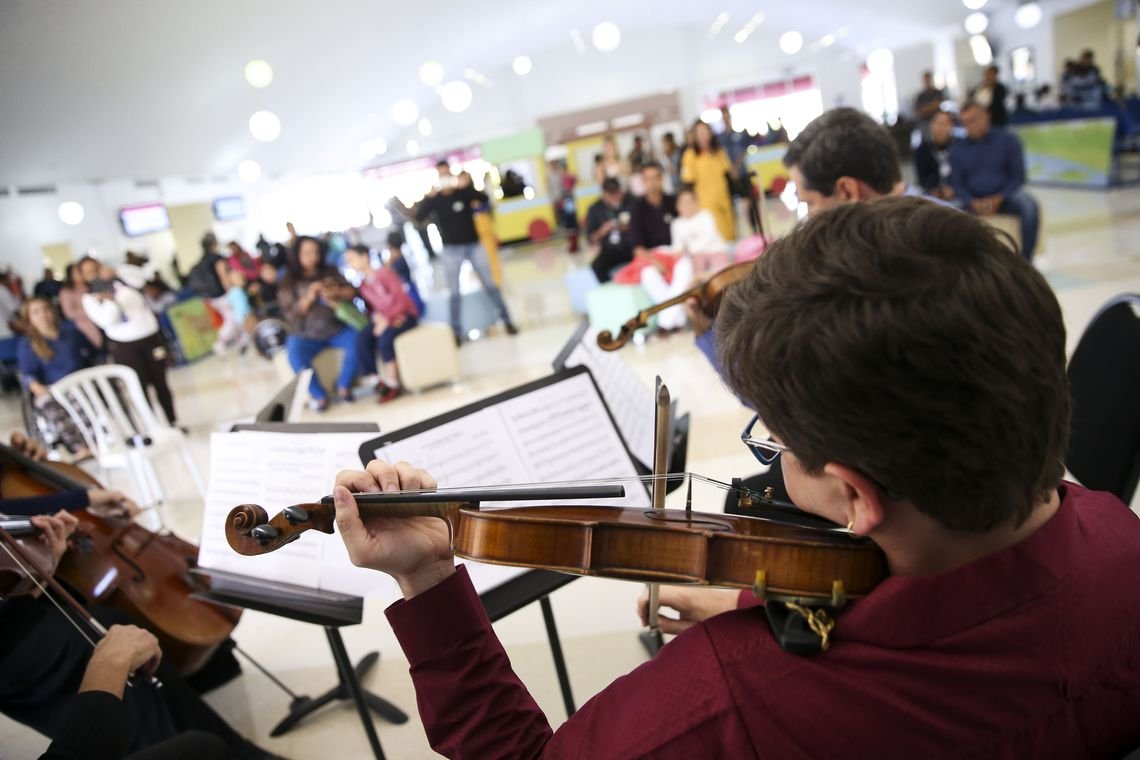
[{"xmin": 192, "ymin": 570, "xmax": 407, "ymax": 760}]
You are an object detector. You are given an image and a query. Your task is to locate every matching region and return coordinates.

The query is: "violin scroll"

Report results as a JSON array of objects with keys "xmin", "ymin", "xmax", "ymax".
[
  {"xmin": 225, "ymin": 502, "xmax": 333, "ymax": 556},
  {"xmin": 596, "ymin": 319, "xmax": 644, "ymax": 351}
]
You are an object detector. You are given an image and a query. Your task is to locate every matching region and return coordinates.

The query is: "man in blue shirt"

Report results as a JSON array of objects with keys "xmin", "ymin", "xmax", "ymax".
[{"xmin": 951, "ymin": 102, "xmax": 1040, "ymax": 260}]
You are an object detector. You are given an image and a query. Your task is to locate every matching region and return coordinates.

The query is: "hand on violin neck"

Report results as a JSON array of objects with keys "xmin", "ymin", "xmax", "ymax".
[
  {"xmin": 31, "ymin": 509, "xmax": 79, "ymax": 567},
  {"xmin": 332, "ymin": 461, "xmax": 454, "ymax": 600},
  {"xmin": 86, "ymin": 488, "xmax": 141, "ymax": 519},
  {"xmin": 8, "ymin": 431, "xmax": 47, "ymax": 462},
  {"xmin": 82, "ymin": 625, "xmax": 162, "ymax": 699},
  {"xmin": 637, "ymin": 586, "xmax": 739, "ymax": 636},
  {"xmin": 685, "ymin": 295, "xmax": 712, "ymax": 335}
]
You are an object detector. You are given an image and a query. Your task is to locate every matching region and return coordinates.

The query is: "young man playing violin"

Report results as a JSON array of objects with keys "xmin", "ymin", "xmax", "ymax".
[
  {"xmin": 330, "ymin": 198, "xmax": 1140, "ymax": 758},
  {"xmin": 0, "ymin": 433, "xmax": 282, "ymax": 759}
]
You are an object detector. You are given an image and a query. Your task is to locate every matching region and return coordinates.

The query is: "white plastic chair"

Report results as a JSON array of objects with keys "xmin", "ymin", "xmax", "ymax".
[{"xmin": 50, "ymin": 364, "xmax": 204, "ymax": 506}]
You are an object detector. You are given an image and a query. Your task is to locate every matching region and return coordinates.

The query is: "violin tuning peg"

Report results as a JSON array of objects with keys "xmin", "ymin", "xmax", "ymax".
[
  {"xmin": 250, "ymin": 525, "xmax": 279, "ymax": 544},
  {"xmin": 282, "ymin": 506, "xmax": 310, "ymax": 525}
]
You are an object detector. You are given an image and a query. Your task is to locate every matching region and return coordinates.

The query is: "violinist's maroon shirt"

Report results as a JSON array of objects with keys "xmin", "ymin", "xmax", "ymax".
[{"xmin": 386, "ymin": 483, "xmax": 1140, "ymax": 759}]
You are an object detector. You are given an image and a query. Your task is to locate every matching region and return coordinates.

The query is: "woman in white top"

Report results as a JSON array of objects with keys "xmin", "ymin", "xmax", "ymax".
[
  {"xmin": 669, "ymin": 187, "xmax": 730, "ymax": 277},
  {"xmin": 79, "ymin": 257, "xmax": 178, "ymax": 426}
]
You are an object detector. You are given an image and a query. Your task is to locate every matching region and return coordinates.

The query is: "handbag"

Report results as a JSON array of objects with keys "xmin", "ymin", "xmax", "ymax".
[{"xmin": 332, "ymin": 301, "xmax": 370, "ymax": 332}]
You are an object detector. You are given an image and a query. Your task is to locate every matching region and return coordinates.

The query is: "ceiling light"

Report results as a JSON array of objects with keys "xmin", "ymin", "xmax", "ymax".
[
  {"xmin": 418, "ymin": 118, "xmax": 432, "ymax": 137},
  {"xmin": 440, "ymin": 81, "xmax": 473, "ymax": 112},
  {"xmin": 237, "ymin": 160, "xmax": 262, "ymax": 182},
  {"xmin": 708, "ymin": 11, "xmax": 730, "ymax": 37},
  {"xmin": 819, "ymin": 33, "xmax": 837, "ymax": 48},
  {"xmin": 1015, "ymin": 2, "xmax": 1042, "ymax": 29},
  {"xmin": 419, "ymin": 61, "xmax": 444, "ymax": 87},
  {"xmin": 733, "ymin": 28, "xmax": 749, "ymax": 44},
  {"xmin": 58, "ymin": 201, "xmax": 84, "ymax": 225},
  {"xmin": 964, "ymin": 12, "xmax": 989, "ymax": 35},
  {"xmin": 963, "ymin": 0, "xmax": 987, "ymax": 8},
  {"xmin": 248, "ymin": 110, "xmax": 281, "ymax": 142},
  {"xmin": 780, "ymin": 31, "xmax": 804, "ymax": 54},
  {"xmin": 244, "ymin": 59, "xmax": 273, "ymax": 88},
  {"xmin": 406, "ymin": 139, "xmax": 420, "ymax": 156},
  {"xmin": 866, "ymin": 48, "xmax": 895, "ymax": 74},
  {"xmin": 733, "ymin": 12, "xmax": 765, "ymax": 44},
  {"xmin": 569, "ymin": 28, "xmax": 587, "ymax": 55},
  {"xmin": 592, "ymin": 21, "xmax": 621, "ymax": 52},
  {"xmin": 512, "ymin": 55, "xmax": 533, "ymax": 75},
  {"xmin": 463, "ymin": 68, "xmax": 493, "ymax": 87},
  {"xmin": 392, "ymin": 99, "xmax": 419, "ymax": 126},
  {"xmin": 970, "ymin": 35, "xmax": 993, "ymax": 66}
]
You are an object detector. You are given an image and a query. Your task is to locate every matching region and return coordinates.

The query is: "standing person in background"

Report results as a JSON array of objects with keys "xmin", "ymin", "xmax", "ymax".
[
  {"xmin": 409, "ymin": 177, "xmax": 519, "ymax": 345},
  {"xmin": 585, "ymin": 178, "xmax": 634, "ymax": 283},
  {"xmin": 628, "ymin": 135, "xmax": 652, "ymax": 172},
  {"xmin": 913, "ymin": 71, "xmax": 946, "ymax": 130},
  {"xmin": 278, "ymin": 236, "xmax": 362, "ymax": 411},
  {"xmin": 594, "ymin": 135, "xmax": 628, "ymax": 189},
  {"xmin": 681, "ymin": 120, "xmax": 736, "ymax": 242},
  {"xmin": 546, "ymin": 159, "xmax": 565, "ymax": 225},
  {"xmin": 463, "ymin": 172, "xmax": 503, "ymax": 287},
  {"xmin": 79, "ymin": 257, "xmax": 180, "ymax": 428},
  {"xmin": 720, "ymin": 107, "xmax": 760, "ymax": 236},
  {"xmin": 951, "ymin": 102, "xmax": 1039, "ymax": 260},
  {"xmin": 58, "ymin": 264, "xmax": 103, "ymax": 354},
  {"xmin": 345, "ymin": 244, "xmax": 418, "ymax": 403},
  {"xmin": 969, "ymin": 65, "xmax": 1009, "ymax": 127},
  {"xmin": 246, "ymin": 262, "xmax": 281, "ymax": 320},
  {"xmin": 188, "ymin": 233, "xmax": 238, "ymax": 356},
  {"xmin": 33, "ymin": 268, "xmax": 63, "ymax": 303},
  {"xmin": 1065, "ymin": 50, "xmax": 1108, "ymax": 109},
  {"xmin": 659, "ymin": 132, "xmax": 681, "ymax": 194},
  {"xmin": 226, "ymin": 241, "xmax": 260, "ymax": 281},
  {"xmin": 383, "ymin": 229, "xmax": 425, "ymax": 317},
  {"xmin": 217, "ymin": 270, "xmax": 253, "ymax": 353},
  {"xmin": 914, "ymin": 111, "xmax": 958, "ymax": 201},
  {"xmin": 16, "ymin": 297, "xmax": 95, "ymax": 460}
]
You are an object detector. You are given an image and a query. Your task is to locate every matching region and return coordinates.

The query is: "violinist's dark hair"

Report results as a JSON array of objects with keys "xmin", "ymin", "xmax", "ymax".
[
  {"xmin": 782, "ymin": 107, "xmax": 900, "ymax": 196},
  {"xmin": 716, "ymin": 197, "xmax": 1070, "ymax": 531}
]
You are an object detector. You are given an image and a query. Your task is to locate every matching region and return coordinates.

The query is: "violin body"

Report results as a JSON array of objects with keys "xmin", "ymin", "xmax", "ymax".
[
  {"xmin": 227, "ymin": 497, "xmax": 887, "ymax": 605},
  {"xmin": 596, "ymin": 260, "xmax": 754, "ymax": 351},
  {"xmin": 0, "ymin": 443, "xmax": 240, "ymax": 675}
]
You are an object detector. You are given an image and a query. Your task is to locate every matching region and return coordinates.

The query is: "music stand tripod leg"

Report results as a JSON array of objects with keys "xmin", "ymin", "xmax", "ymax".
[
  {"xmin": 326, "ymin": 627, "xmax": 387, "ymax": 760},
  {"xmin": 539, "ymin": 596, "xmax": 576, "ymax": 717}
]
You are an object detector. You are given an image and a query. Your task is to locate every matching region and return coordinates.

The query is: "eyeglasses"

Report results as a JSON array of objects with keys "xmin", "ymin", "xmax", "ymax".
[{"xmin": 741, "ymin": 414, "xmax": 789, "ymax": 465}]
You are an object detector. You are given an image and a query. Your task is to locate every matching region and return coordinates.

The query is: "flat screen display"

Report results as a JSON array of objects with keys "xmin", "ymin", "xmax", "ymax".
[
  {"xmin": 213, "ymin": 195, "xmax": 245, "ymax": 221},
  {"xmin": 119, "ymin": 203, "xmax": 171, "ymax": 236}
]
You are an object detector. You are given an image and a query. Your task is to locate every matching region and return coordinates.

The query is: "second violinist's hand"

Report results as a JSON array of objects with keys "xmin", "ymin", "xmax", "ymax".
[
  {"xmin": 9, "ymin": 431, "xmax": 47, "ymax": 462},
  {"xmin": 87, "ymin": 489, "xmax": 141, "ymax": 518},
  {"xmin": 333, "ymin": 461, "xmax": 454, "ymax": 599},
  {"xmin": 637, "ymin": 586, "xmax": 739, "ymax": 635},
  {"xmin": 31, "ymin": 509, "xmax": 79, "ymax": 565}
]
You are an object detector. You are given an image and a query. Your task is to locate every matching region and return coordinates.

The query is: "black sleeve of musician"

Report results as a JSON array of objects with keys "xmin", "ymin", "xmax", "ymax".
[
  {"xmin": 38, "ymin": 690, "xmax": 135, "ymax": 760},
  {"xmin": 0, "ymin": 489, "xmax": 91, "ymax": 517}
]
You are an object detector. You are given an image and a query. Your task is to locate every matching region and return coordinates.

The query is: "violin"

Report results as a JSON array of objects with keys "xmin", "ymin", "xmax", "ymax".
[
  {"xmin": 224, "ymin": 480, "xmax": 887, "ymax": 608},
  {"xmin": 596, "ymin": 260, "xmax": 754, "ymax": 351},
  {"xmin": 0, "ymin": 442, "xmax": 241, "ymax": 675}
]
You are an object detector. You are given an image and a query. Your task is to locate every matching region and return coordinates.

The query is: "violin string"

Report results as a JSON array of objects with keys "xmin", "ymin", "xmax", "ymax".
[
  {"xmin": 0, "ymin": 539, "xmax": 102, "ymax": 649},
  {"xmin": 353, "ymin": 472, "xmax": 756, "ymax": 498}
]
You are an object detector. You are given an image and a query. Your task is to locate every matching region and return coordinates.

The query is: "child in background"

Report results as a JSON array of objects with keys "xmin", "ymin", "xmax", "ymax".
[
  {"xmin": 344, "ymin": 244, "xmax": 419, "ymax": 403},
  {"xmin": 217, "ymin": 269, "xmax": 253, "ymax": 353},
  {"xmin": 247, "ymin": 262, "xmax": 281, "ymax": 319}
]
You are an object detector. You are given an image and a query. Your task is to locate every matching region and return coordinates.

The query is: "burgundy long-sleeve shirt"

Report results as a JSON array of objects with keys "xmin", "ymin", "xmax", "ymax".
[{"xmin": 386, "ymin": 483, "xmax": 1140, "ymax": 759}]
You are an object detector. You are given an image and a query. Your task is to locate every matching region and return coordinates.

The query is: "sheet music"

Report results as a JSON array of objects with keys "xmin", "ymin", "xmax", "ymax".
[
  {"xmin": 198, "ymin": 432, "xmax": 399, "ymax": 599},
  {"xmin": 560, "ymin": 326, "xmax": 656, "ymax": 467},
  {"xmin": 371, "ymin": 371, "xmax": 650, "ymax": 592}
]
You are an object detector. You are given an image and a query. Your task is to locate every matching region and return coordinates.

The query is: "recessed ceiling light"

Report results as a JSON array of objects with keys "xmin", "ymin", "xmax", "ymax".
[
  {"xmin": 819, "ymin": 33, "xmax": 837, "ymax": 48},
  {"xmin": 249, "ymin": 110, "xmax": 281, "ymax": 142},
  {"xmin": 963, "ymin": 0, "xmax": 987, "ymax": 9},
  {"xmin": 418, "ymin": 118, "xmax": 432, "ymax": 137},
  {"xmin": 1014, "ymin": 2, "xmax": 1042, "ymax": 29},
  {"xmin": 708, "ymin": 11, "xmax": 730, "ymax": 37},
  {"xmin": 512, "ymin": 55, "xmax": 533, "ymax": 75},
  {"xmin": 964, "ymin": 12, "xmax": 989, "ymax": 34},
  {"xmin": 244, "ymin": 60, "xmax": 273, "ymax": 88},
  {"xmin": 592, "ymin": 21, "xmax": 621, "ymax": 52},
  {"xmin": 569, "ymin": 28, "xmax": 587, "ymax": 55},
  {"xmin": 58, "ymin": 201, "xmax": 84, "ymax": 225},
  {"xmin": 970, "ymin": 34, "xmax": 993, "ymax": 65},
  {"xmin": 733, "ymin": 12, "xmax": 765, "ymax": 44},
  {"xmin": 780, "ymin": 31, "xmax": 804, "ymax": 54},
  {"xmin": 419, "ymin": 61, "xmax": 444, "ymax": 87},
  {"xmin": 237, "ymin": 160, "xmax": 262, "ymax": 182},
  {"xmin": 392, "ymin": 99, "xmax": 419, "ymax": 126},
  {"xmin": 440, "ymin": 81, "xmax": 473, "ymax": 113}
]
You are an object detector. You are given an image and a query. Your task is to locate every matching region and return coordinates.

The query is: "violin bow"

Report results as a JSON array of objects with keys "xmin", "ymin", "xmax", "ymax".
[{"xmin": 644, "ymin": 378, "xmax": 671, "ymax": 651}]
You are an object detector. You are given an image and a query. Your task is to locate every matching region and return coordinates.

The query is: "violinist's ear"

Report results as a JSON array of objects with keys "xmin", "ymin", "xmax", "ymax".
[{"xmin": 821, "ymin": 463, "xmax": 887, "ymax": 536}]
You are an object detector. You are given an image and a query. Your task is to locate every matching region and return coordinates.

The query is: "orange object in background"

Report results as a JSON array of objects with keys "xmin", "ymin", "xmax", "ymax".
[{"xmin": 474, "ymin": 211, "xmax": 502, "ymax": 287}]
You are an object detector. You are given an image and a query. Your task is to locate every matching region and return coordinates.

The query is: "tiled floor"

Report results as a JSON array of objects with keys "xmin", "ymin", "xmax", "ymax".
[{"xmin": 2, "ymin": 186, "xmax": 1139, "ymax": 758}]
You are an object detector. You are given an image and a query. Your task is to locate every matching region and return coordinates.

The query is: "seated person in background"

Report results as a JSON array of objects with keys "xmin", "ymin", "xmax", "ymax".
[
  {"xmin": 913, "ymin": 110, "xmax": 957, "ymax": 202},
  {"xmin": 330, "ymin": 199, "xmax": 1140, "ymax": 758},
  {"xmin": 16, "ymin": 298, "xmax": 95, "ymax": 460},
  {"xmin": 1065, "ymin": 49, "xmax": 1107, "ymax": 110},
  {"xmin": 32, "ymin": 268, "xmax": 62, "ymax": 303},
  {"xmin": 215, "ymin": 269, "xmax": 253, "ymax": 353},
  {"xmin": 344, "ymin": 244, "xmax": 418, "ymax": 403},
  {"xmin": 585, "ymin": 178, "xmax": 634, "ymax": 283},
  {"xmin": 277, "ymin": 236, "xmax": 362, "ymax": 411},
  {"xmin": 626, "ymin": 162, "xmax": 676, "ymax": 259},
  {"xmin": 670, "ymin": 186, "xmax": 728, "ymax": 274},
  {"xmin": 951, "ymin": 102, "xmax": 1040, "ymax": 261},
  {"xmin": 384, "ymin": 230, "xmax": 425, "ymax": 317},
  {"xmin": 226, "ymin": 241, "xmax": 260, "ymax": 281},
  {"xmin": 247, "ymin": 262, "xmax": 281, "ymax": 320}
]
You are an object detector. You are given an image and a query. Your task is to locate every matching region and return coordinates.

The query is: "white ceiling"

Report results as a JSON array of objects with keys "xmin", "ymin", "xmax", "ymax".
[{"xmin": 1, "ymin": 0, "xmax": 1003, "ymax": 186}]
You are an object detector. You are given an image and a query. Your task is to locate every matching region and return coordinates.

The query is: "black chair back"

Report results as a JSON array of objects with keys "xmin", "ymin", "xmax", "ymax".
[{"xmin": 1066, "ymin": 294, "xmax": 1140, "ymax": 504}]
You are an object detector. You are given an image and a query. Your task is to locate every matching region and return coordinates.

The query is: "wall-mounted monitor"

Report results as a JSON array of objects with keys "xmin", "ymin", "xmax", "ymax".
[
  {"xmin": 119, "ymin": 203, "xmax": 171, "ymax": 237},
  {"xmin": 213, "ymin": 195, "xmax": 245, "ymax": 221}
]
